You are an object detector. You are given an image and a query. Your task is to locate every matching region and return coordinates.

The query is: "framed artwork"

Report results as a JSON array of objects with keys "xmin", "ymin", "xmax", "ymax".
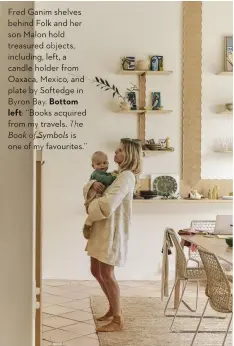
[
  {"xmin": 159, "ymin": 139, "xmax": 167, "ymax": 148},
  {"xmin": 122, "ymin": 56, "xmax": 135, "ymax": 70},
  {"xmin": 126, "ymin": 92, "xmax": 137, "ymax": 110},
  {"xmin": 224, "ymin": 36, "xmax": 233, "ymax": 72},
  {"xmin": 150, "ymin": 174, "xmax": 179, "ymax": 197},
  {"xmin": 150, "ymin": 56, "xmax": 159, "ymax": 71},
  {"xmin": 150, "ymin": 55, "xmax": 164, "ymax": 71},
  {"xmin": 152, "ymin": 92, "xmax": 161, "ymax": 110}
]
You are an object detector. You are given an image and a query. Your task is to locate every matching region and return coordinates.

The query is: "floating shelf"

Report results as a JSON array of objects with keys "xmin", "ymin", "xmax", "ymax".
[
  {"xmin": 216, "ymin": 71, "xmax": 233, "ymax": 75},
  {"xmin": 115, "ymin": 109, "xmax": 173, "ymax": 114},
  {"xmin": 118, "ymin": 70, "xmax": 173, "ymax": 75},
  {"xmin": 143, "ymin": 149, "xmax": 174, "ymax": 156},
  {"xmin": 216, "ymin": 110, "xmax": 233, "ymax": 115},
  {"xmin": 213, "ymin": 150, "xmax": 233, "ymax": 153},
  {"xmin": 133, "ymin": 199, "xmax": 232, "ymax": 203}
]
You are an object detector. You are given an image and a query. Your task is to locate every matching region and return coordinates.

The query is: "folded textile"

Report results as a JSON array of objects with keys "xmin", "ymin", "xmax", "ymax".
[{"xmin": 161, "ymin": 228, "xmax": 173, "ymax": 300}]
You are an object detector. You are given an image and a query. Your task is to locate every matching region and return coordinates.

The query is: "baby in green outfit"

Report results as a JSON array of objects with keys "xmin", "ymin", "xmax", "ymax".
[
  {"xmin": 90, "ymin": 151, "xmax": 117, "ymax": 189},
  {"xmin": 83, "ymin": 151, "xmax": 117, "ymax": 238}
]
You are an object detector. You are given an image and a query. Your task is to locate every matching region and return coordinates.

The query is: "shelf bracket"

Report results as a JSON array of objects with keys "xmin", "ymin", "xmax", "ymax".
[{"xmin": 138, "ymin": 73, "xmax": 146, "ymax": 142}]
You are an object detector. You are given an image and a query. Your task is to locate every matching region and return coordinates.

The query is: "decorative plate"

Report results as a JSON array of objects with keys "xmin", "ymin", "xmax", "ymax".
[{"xmin": 151, "ymin": 174, "xmax": 179, "ymax": 197}]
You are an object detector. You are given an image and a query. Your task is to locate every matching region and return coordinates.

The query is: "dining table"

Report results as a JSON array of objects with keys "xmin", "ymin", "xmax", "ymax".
[{"xmin": 174, "ymin": 233, "xmax": 233, "ymax": 308}]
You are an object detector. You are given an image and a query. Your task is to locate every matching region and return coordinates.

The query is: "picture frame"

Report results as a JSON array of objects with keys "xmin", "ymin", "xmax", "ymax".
[
  {"xmin": 159, "ymin": 139, "xmax": 167, "ymax": 148},
  {"xmin": 150, "ymin": 55, "xmax": 164, "ymax": 71},
  {"xmin": 122, "ymin": 56, "xmax": 135, "ymax": 70},
  {"xmin": 152, "ymin": 92, "xmax": 161, "ymax": 110},
  {"xmin": 224, "ymin": 36, "xmax": 233, "ymax": 72},
  {"xmin": 126, "ymin": 92, "xmax": 137, "ymax": 110}
]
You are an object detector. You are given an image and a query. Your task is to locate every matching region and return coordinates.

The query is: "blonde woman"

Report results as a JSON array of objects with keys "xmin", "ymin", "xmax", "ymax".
[{"xmin": 84, "ymin": 139, "xmax": 142, "ymax": 332}]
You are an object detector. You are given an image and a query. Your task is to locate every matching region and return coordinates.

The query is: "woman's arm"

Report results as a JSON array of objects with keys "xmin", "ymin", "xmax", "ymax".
[{"xmin": 87, "ymin": 171, "xmax": 135, "ymax": 222}]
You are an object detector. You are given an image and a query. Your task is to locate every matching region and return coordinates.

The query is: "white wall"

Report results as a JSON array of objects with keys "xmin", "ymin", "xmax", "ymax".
[
  {"xmin": 202, "ymin": 1, "xmax": 233, "ymax": 178},
  {"xmin": 0, "ymin": 3, "xmax": 34, "ymax": 346},
  {"xmin": 33, "ymin": 2, "xmax": 233, "ymax": 281}
]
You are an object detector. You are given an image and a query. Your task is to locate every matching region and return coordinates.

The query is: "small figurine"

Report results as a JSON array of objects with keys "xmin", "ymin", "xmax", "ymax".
[
  {"xmin": 165, "ymin": 137, "xmax": 170, "ymax": 149},
  {"xmin": 189, "ymin": 190, "xmax": 202, "ymax": 200}
]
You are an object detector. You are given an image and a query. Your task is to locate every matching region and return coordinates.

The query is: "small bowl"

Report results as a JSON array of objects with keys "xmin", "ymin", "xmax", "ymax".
[
  {"xmin": 140, "ymin": 190, "xmax": 157, "ymax": 199},
  {"xmin": 225, "ymin": 103, "xmax": 233, "ymax": 111},
  {"xmin": 140, "ymin": 190, "xmax": 156, "ymax": 195},
  {"xmin": 225, "ymin": 237, "xmax": 233, "ymax": 248},
  {"xmin": 145, "ymin": 144, "xmax": 162, "ymax": 151}
]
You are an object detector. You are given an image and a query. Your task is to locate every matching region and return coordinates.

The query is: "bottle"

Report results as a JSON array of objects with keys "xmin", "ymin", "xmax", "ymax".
[
  {"xmin": 208, "ymin": 189, "xmax": 212, "ymax": 199},
  {"xmin": 211, "ymin": 186, "xmax": 217, "ymax": 200},
  {"xmin": 215, "ymin": 185, "xmax": 219, "ymax": 199}
]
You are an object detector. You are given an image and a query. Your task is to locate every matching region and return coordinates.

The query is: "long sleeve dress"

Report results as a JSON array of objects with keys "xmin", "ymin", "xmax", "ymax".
[{"xmin": 84, "ymin": 170, "xmax": 135, "ymax": 266}]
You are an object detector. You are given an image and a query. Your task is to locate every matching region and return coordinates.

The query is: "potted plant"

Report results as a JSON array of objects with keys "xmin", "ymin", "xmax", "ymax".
[{"xmin": 93, "ymin": 77, "xmax": 139, "ymax": 110}]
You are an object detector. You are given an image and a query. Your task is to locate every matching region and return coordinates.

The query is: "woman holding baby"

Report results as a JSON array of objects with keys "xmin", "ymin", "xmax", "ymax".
[{"xmin": 83, "ymin": 138, "xmax": 142, "ymax": 332}]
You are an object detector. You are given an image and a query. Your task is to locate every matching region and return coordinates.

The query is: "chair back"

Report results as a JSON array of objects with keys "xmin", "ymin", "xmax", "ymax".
[
  {"xmin": 167, "ymin": 228, "xmax": 187, "ymax": 278},
  {"xmin": 198, "ymin": 247, "xmax": 232, "ymax": 313}
]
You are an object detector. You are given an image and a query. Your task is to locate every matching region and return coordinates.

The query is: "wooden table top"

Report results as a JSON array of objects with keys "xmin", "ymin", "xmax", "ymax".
[{"xmin": 181, "ymin": 234, "xmax": 233, "ymax": 265}]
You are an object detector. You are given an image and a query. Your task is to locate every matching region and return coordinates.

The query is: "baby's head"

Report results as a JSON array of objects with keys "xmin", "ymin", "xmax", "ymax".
[{"xmin": 92, "ymin": 151, "xmax": 109, "ymax": 171}]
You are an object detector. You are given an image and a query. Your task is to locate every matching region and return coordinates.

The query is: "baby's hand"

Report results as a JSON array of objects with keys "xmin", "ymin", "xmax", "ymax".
[{"xmin": 92, "ymin": 182, "xmax": 105, "ymax": 193}]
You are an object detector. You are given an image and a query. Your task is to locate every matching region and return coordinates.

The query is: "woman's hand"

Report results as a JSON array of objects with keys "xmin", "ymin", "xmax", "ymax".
[{"xmin": 92, "ymin": 182, "xmax": 105, "ymax": 193}]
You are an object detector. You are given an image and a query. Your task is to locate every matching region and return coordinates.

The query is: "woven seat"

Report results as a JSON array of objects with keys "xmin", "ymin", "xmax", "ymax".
[
  {"xmin": 226, "ymin": 272, "xmax": 233, "ymax": 283},
  {"xmin": 163, "ymin": 229, "xmax": 207, "ymax": 332},
  {"xmin": 190, "ymin": 247, "xmax": 233, "ymax": 346}
]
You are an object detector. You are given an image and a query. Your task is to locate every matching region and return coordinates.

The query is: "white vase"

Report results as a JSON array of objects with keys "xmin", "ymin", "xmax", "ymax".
[
  {"xmin": 136, "ymin": 60, "xmax": 150, "ymax": 71},
  {"xmin": 119, "ymin": 98, "xmax": 131, "ymax": 111}
]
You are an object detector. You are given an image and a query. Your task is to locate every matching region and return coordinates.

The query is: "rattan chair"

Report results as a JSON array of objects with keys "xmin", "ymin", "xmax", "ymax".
[
  {"xmin": 188, "ymin": 220, "xmax": 233, "ymax": 276},
  {"xmin": 164, "ymin": 229, "xmax": 207, "ymax": 331},
  {"xmin": 190, "ymin": 247, "xmax": 233, "ymax": 346},
  {"xmin": 188, "ymin": 220, "xmax": 215, "ymax": 265}
]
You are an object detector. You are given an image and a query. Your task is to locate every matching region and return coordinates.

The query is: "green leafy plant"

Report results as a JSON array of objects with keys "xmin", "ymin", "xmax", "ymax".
[{"xmin": 93, "ymin": 77, "xmax": 139, "ymax": 101}]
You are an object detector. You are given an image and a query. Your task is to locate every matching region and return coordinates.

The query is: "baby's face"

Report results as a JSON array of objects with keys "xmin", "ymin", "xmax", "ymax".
[{"xmin": 92, "ymin": 155, "xmax": 109, "ymax": 171}]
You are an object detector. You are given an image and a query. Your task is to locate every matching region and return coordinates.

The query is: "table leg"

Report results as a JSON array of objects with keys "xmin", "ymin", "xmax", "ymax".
[{"xmin": 174, "ymin": 239, "xmax": 185, "ymax": 309}]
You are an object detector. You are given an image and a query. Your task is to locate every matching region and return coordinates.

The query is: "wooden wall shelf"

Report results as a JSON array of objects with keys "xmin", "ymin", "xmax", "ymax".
[
  {"xmin": 133, "ymin": 199, "xmax": 233, "ymax": 204},
  {"xmin": 117, "ymin": 68, "xmax": 173, "ymax": 143},
  {"xmin": 115, "ymin": 109, "xmax": 173, "ymax": 114},
  {"xmin": 216, "ymin": 72, "xmax": 233, "ymax": 75},
  {"xmin": 118, "ymin": 70, "xmax": 173, "ymax": 75},
  {"xmin": 213, "ymin": 150, "xmax": 233, "ymax": 153},
  {"xmin": 143, "ymin": 149, "xmax": 174, "ymax": 156},
  {"xmin": 216, "ymin": 110, "xmax": 232, "ymax": 115}
]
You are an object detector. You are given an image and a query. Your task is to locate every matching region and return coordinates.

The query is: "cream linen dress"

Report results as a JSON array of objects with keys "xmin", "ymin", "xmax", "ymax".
[{"xmin": 84, "ymin": 170, "xmax": 135, "ymax": 266}]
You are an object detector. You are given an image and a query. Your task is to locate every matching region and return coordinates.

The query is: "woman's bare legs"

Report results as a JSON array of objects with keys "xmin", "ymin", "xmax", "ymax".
[
  {"xmin": 90, "ymin": 257, "xmax": 113, "ymax": 320},
  {"xmin": 100, "ymin": 262, "xmax": 121, "ymax": 316},
  {"xmin": 96, "ymin": 262, "xmax": 123, "ymax": 332}
]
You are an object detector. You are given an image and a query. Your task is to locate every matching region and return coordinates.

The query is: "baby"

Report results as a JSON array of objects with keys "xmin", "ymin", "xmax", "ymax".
[{"xmin": 83, "ymin": 151, "xmax": 117, "ymax": 239}]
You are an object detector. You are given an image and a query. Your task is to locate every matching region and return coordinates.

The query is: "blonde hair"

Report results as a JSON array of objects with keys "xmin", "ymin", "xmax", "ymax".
[
  {"xmin": 91, "ymin": 151, "xmax": 107, "ymax": 163},
  {"xmin": 119, "ymin": 139, "xmax": 142, "ymax": 176}
]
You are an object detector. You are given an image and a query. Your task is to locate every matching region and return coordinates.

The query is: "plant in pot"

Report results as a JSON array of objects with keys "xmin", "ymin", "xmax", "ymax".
[{"xmin": 93, "ymin": 77, "xmax": 139, "ymax": 111}]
